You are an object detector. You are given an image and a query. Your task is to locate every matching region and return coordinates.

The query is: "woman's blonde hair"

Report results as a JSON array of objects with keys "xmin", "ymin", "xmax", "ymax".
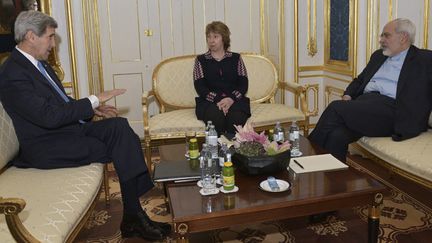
[{"xmin": 205, "ymin": 21, "xmax": 231, "ymax": 50}]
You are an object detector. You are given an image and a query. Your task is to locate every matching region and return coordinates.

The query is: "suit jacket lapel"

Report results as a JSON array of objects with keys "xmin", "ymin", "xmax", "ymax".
[
  {"xmin": 396, "ymin": 45, "xmax": 416, "ymax": 98},
  {"xmin": 11, "ymin": 49, "xmax": 67, "ymax": 99}
]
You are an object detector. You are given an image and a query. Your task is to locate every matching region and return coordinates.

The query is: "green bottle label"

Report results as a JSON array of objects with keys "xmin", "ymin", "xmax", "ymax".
[
  {"xmin": 189, "ymin": 149, "xmax": 199, "ymax": 159},
  {"xmin": 223, "ymin": 175, "xmax": 235, "ymax": 190}
]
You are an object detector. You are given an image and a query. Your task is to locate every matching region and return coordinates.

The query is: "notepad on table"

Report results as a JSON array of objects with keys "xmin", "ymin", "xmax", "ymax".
[{"xmin": 288, "ymin": 154, "xmax": 348, "ymax": 174}]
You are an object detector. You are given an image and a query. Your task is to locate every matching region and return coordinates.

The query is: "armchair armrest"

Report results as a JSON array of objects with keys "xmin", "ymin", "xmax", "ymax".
[
  {"xmin": 279, "ymin": 81, "xmax": 318, "ymax": 117},
  {"xmin": 0, "ymin": 197, "xmax": 40, "ymax": 243},
  {"xmin": 142, "ymin": 90, "xmax": 156, "ymax": 137}
]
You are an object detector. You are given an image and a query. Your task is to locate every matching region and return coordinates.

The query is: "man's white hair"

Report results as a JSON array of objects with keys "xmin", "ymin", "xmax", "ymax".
[{"xmin": 393, "ymin": 18, "xmax": 416, "ymax": 44}]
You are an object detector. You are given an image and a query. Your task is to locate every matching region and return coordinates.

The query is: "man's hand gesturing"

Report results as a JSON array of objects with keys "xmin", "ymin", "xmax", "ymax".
[{"xmin": 96, "ymin": 89, "xmax": 126, "ymax": 103}]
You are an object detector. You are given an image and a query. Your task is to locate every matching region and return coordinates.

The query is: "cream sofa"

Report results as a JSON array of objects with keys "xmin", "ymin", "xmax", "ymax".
[
  {"xmin": 142, "ymin": 54, "xmax": 315, "ymax": 169},
  {"xmin": 0, "ymin": 102, "xmax": 109, "ymax": 243},
  {"xmin": 350, "ymin": 112, "xmax": 432, "ymax": 189}
]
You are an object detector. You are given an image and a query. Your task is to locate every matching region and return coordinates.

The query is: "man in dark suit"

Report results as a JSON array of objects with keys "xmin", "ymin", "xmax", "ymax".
[
  {"xmin": 0, "ymin": 10, "xmax": 170, "ymax": 241},
  {"xmin": 309, "ymin": 18, "xmax": 432, "ymax": 162}
]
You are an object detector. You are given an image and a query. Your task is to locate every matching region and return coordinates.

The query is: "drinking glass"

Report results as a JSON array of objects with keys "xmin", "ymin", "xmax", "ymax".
[
  {"xmin": 202, "ymin": 175, "xmax": 216, "ymax": 194},
  {"xmin": 185, "ymin": 131, "xmax": 196, "ymax": 158}
]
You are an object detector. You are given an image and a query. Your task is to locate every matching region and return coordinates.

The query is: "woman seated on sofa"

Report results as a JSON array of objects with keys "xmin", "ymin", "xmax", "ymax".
[{"xmin": 193, "ymin": 21, "xmax": 250, "ymax": 136}]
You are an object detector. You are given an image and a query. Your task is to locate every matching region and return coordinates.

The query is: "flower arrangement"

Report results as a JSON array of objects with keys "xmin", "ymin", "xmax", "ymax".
[{"xmin": 233, "ymin": 122, "xmax": 291, "ymax": 156}]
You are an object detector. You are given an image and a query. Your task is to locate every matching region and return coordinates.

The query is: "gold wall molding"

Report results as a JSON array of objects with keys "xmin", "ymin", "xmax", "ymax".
[
  {"xmin": 260, "ymin": 0, "xmax": 266, "ymax": 55},
  {"xmin": 366, "ymin": 0, "xmax": 380, "ymax": 63},
  {"xmin": 423, "ymin": 0, "xmax": 430, "ymax": 48},
  {"xmin": 307, "ymin": 0, "xmax": 317, "ymax": 57},
  {"xmin": 82, "ymin": 0, "xmax": 103, "ymax": 94},
  {"xmin": 305, "ymin": 83, "xmax": 319, "ymax": 117},
  {"xmin": 298, "ymin": 65, "xmax": 355, "ymax": 79},
  {"xmin": 299, "ymin": 74, "xmax": 351, "ymax": 83},
  {"xmin": 39, "ymin": 1, "xmax": 66, "ymax": 87},
  {"xmin": 325, "ymin": 85, "xmax": 345, "ymax": 107},
  {"xmin": 65, "ymin": 0, "xmax": 79, "ymax": 98},
  {"xmin": 298, "ymin": 65, "xmax": 324, "ymax": 72},
  {"xmin": 278, "ymin": 0, "xmax": 286, "ymax": 103},
  {"xmin": 388, "ymin": 0, "xmax": 393, "ymax": 21},
  {"xmin": 294, "ymin": 0, "xmax": 299, "ymax": 84}
]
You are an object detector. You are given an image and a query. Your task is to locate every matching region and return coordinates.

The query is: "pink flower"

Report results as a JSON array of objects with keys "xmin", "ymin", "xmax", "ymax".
[{"xmin": 233, "ymin": 122, "xmax": 291, "ymax": 155}]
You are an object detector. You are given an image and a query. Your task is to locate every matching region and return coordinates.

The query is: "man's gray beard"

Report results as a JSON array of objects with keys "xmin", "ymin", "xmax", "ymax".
[{"xmin": 382, "ymin": 48, "xmax": 391, "ymax": 56}]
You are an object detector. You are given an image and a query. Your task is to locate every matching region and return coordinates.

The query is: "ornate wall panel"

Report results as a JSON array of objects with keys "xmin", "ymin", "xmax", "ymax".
[
  {"xmin": 329, "ymin": 0, "xmax": 349, "ymax": 61},
  {"xmin": 324, "ymin": 0, "xmax": 357, "ymax": 77}
]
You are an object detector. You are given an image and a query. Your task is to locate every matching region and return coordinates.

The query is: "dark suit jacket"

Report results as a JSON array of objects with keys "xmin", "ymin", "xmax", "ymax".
[
  {"xmin": 0, "ymin": 48, "xmax": 108, "ymax": 168},
  {"xmin": 344, "ymin": 46, "xmax": 432, "ymax": 141}
]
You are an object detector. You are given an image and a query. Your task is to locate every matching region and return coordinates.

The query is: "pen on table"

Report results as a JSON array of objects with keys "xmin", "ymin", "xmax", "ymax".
[{"xmin": 293, "ymin": 159, "xmax": 304, "ymax": 169}]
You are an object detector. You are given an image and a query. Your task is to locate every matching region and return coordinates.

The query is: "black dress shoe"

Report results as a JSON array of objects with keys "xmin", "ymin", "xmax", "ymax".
[
  {"xmin": 138, "ymin": 211, "xmax": 172, "ymax": 235},
  {"xmin": 151, "ymin": 220, "xmax": 172, "ymax": 235},
  {"xmin": 120, "ymin": 212, "xmax": 165, "ymax": 241}
]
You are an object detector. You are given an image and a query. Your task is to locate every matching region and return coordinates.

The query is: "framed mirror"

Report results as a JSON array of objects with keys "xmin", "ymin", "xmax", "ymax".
[{"xmin": 0, "ymin": 0, "xmax": 64, "ymax": 80}]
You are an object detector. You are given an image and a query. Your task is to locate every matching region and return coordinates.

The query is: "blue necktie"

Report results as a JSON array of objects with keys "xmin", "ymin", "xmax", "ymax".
[
  {"xmin": 37, "ymin": 61, "xmax": 69, "ymax": 103},
  {"xmin": 37, "ymin": 61, "xmax": 85, "ymax": 123}
]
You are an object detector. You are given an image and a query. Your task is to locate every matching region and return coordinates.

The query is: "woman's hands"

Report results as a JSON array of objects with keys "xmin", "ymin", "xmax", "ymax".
[{"xmin": 217, "ymin": 97, "xmax": 234, "ymax": 115}]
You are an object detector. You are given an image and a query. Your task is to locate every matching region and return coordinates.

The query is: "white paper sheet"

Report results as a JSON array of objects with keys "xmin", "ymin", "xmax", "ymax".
[{"xmin": 288, "ymin": 154, "xmax": 348, "ymax": 174}]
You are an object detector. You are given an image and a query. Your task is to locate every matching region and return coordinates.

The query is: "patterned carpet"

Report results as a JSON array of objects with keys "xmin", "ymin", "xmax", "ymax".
[{"xmin": 75, "ymin": 162, "xmax": 432, "ymax": 243}]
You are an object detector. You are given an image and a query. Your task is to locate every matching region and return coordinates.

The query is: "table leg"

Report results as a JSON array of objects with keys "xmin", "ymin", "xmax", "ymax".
[
  {"xmin": 368, "ymin": 193, "xmax": 383, "ymax": 243},
  {"xmin": 161, "ymin": 182, "xmax": 171, "ymax": 214},
  {"xmin": 175, "ymin": 222, "xmax": 189, "ymax": 243}
]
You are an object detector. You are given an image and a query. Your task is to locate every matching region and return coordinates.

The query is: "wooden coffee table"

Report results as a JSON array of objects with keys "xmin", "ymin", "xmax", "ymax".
[{"xmin": 159, "ymin": 137, "xmax": 386, "ymax": 242}]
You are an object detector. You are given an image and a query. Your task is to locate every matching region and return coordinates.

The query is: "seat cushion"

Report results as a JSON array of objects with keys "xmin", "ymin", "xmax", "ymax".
[
  {"xmin": 149, "ymin": 104, "xmax": 305, "ymax": 138},
  {"xmin": 249, "ymin": 103, "xmax": 305, "ymax": 127},
  {"xmin": 357, "ymin": 130, "xmax": 432, "ymax": 182},
  {"xmin": 0, "ymin": 163, "xmax": 103, "ymax": 243},
  {"xmin": 149, "ymin": 109, "xmax": 206, "ymax": 137}
]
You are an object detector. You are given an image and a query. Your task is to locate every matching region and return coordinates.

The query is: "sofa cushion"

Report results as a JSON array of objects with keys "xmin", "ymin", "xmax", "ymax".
[
  {"xmin": 149, "ymin": 109, "xmax": 205, "ymax": 137},
  {"xmin": 0, "ymin": 164, "xmax": 103, "ymax": 242},
  {"xmin": 357, "ymin": 130, "xmax": 432, "ymax": 182},
  {"xmin": 148, "ymin": 104, "xmax": 305, "ymax": 138},
  {"xmin": 249, "ymin": 103, "xmax": 305, "ymax": 127},
  {"xmin": 0, "ymin": 103, "xmax": 19, "ymax": 170}
]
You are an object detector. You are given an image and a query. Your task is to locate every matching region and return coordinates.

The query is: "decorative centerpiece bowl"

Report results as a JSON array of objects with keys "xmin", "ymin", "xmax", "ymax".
[
  {"xmin": 231, "ymin": 122, "xmax": 291, "ymax": 175},
  {"xmin": 232, "ymin": 149, "xmax": 291, "ymax": 175}
]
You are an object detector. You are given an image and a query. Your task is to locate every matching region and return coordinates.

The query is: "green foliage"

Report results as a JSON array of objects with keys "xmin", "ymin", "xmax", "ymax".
[{"xmin": 235, "ymin": 141, "xmax": 266, "ymax": 156}]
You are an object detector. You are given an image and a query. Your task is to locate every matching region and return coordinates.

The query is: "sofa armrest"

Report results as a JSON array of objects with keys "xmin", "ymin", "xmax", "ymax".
[
  {"xmin": 0, "ymin": 197, "xmax": 40, "ymax": 243},
  {"xmin": 279, "ymin": 81, "xmax": 318, "ymax": 117}
]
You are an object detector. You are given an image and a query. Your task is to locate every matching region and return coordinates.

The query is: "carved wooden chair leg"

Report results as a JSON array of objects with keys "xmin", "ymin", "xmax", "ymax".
[
  {"xmin": 103, "ymin": 163, "xmax": 110, "ymax": 206},
  {"xmin": 144, "ymin": 140, "xmax": 153, "ymax": 176}
]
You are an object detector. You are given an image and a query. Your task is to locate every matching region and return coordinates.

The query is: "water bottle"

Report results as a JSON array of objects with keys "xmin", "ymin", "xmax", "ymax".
[
  {"xmin": 273, "ymin": 122, "xmax": 285, "ymax": 144},
  {"xmin": 289, "ymin": 120, "xmax": 301, "ymax": 156},
  {"xmin": 219, "ymin": 143, "xmax": 229, "ymax": 167},
  {"xmin": 208, "ymin": 125, "xmax": 218, "ymax": 158},
  {"xmin": 200, "ymin": 144, "xmax": 211, "ymax": 180},
  {"xmin": 205, "ymin": 121, "xmax": 213, "ymax": 144}
]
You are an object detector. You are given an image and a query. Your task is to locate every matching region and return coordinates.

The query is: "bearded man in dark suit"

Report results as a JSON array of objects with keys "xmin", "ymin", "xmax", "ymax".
[
  {"xmin": 0, "ymin": 10, "xmax": 170, "ymax": 241},
  {"xmin": 309, "ymin": 18, "xmax": 432, "ymax": 162}
]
